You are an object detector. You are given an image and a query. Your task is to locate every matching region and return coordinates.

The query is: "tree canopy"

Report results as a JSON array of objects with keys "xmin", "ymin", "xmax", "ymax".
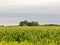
[{"xmin": 19, "ymin": 20, "xmax": 40, "ymax": 26}]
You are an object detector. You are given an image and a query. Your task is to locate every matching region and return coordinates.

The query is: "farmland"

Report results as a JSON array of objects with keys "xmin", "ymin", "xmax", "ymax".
[{"xmin": 0, "ymin": 26, "xmax": 60, "ymax": 45}]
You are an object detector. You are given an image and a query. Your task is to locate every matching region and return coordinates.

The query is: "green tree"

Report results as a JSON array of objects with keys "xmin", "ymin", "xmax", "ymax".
[
  {"xmin": 19, "ymin": 20, "xmax": 29, "ymax": 26},
  {"xmin": 28, "ymin": 21, "xmax": 39, "ymax": 26},
  {"xmin": 19, "ymin": 20, "xmax": 40, "ymax": 26}
]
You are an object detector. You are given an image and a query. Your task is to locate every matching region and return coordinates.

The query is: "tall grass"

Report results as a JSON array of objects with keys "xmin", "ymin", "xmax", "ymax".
[{"xmin": 0, "ymin": 26, "xmax": 60, "ymax": 45}]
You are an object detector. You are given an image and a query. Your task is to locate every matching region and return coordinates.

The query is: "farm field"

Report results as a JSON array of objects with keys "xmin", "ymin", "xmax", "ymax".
[{"xmin": 0, "ymin": 26, "xmax": 60, "ymax": 45}]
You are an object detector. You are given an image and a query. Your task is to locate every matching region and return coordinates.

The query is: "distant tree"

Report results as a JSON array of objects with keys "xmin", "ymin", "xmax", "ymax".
[
  {"xmin": 28, "ymin": 22, "xmax": 32, "ymax": 26},
  {"xmin": 19, "ymin": 20, "xmax": 29, "ymax": 26},
  {"xmin": 19, "ymin": 20, "xmax": 40, "ymax": 26},
  {"xmin": 28, "ymin": 21, "xmax": 40, "ymax": 26},
  {"xmin": 32, "ymin": 21, "xmax": 40, "ymax": 26},
  {"xmin": 23, "ymin": 20, "xmax": 29, "ymax": 25},
  {"xmin": 44, "ymin": 24, "xmax": 59, "ymax": 26}
]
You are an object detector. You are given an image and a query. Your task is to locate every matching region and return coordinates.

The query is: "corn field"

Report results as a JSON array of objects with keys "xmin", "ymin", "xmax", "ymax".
[{"xmin": 0, "ymin": 26, "xmax": 60, "ymax": 45}]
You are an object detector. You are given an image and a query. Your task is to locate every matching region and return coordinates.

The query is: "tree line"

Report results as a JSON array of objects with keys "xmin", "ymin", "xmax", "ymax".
[
  {"xmin": 0, "ymin": 20, "xmax": 59, "ymax": 26},
  {"xmin": 19, "ymin": 20, "xmax": 40, "ymax": 26},
  {"xmin": 19, "ymin": 20, "xmax": 60, "ymax": 26}
]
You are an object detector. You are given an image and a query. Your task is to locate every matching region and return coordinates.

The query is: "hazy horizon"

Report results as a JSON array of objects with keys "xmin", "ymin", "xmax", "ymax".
[
  {"xmin": 0, "ymin": 13, "xmax": 60, "ymax": 25},
  {"xmin": 0, "ymin": 0, "xmax": 60, "ymax": 25}
]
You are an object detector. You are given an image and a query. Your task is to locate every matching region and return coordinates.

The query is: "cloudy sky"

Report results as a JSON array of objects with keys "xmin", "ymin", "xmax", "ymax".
[{"xmin": 0, "ymin": 0, "xmax": 60, "ymax": 25}]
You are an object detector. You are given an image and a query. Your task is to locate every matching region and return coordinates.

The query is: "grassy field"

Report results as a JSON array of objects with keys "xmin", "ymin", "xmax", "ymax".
[{"xmin": 0, "ymin": 26, "xmax": 60, "ymax": 45}]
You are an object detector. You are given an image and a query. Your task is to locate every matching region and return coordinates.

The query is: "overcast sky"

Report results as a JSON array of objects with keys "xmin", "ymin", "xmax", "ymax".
[{"xmin": 0, "ymin": 0, "xmax": 60, "ymax": 25}]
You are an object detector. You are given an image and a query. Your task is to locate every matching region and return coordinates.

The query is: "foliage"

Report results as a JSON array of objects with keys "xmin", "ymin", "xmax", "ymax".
[
  {"xmin": 0, "ymin": 26, "xmax": 60, "ymax": 45},
  {"xmin": 28, "ymin": 21, "xmax": 39, "ymax": 26},
  {"xmin": 19, "ymin": 20, "xmax": 40, "ymax": 26},
  {"xmin": 19, "ymin": 20, "xmax": 29, "ymax": 26},
  {"xmin": 44, "ymin": 24, "xmax": 59, "ymax": 26}
]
